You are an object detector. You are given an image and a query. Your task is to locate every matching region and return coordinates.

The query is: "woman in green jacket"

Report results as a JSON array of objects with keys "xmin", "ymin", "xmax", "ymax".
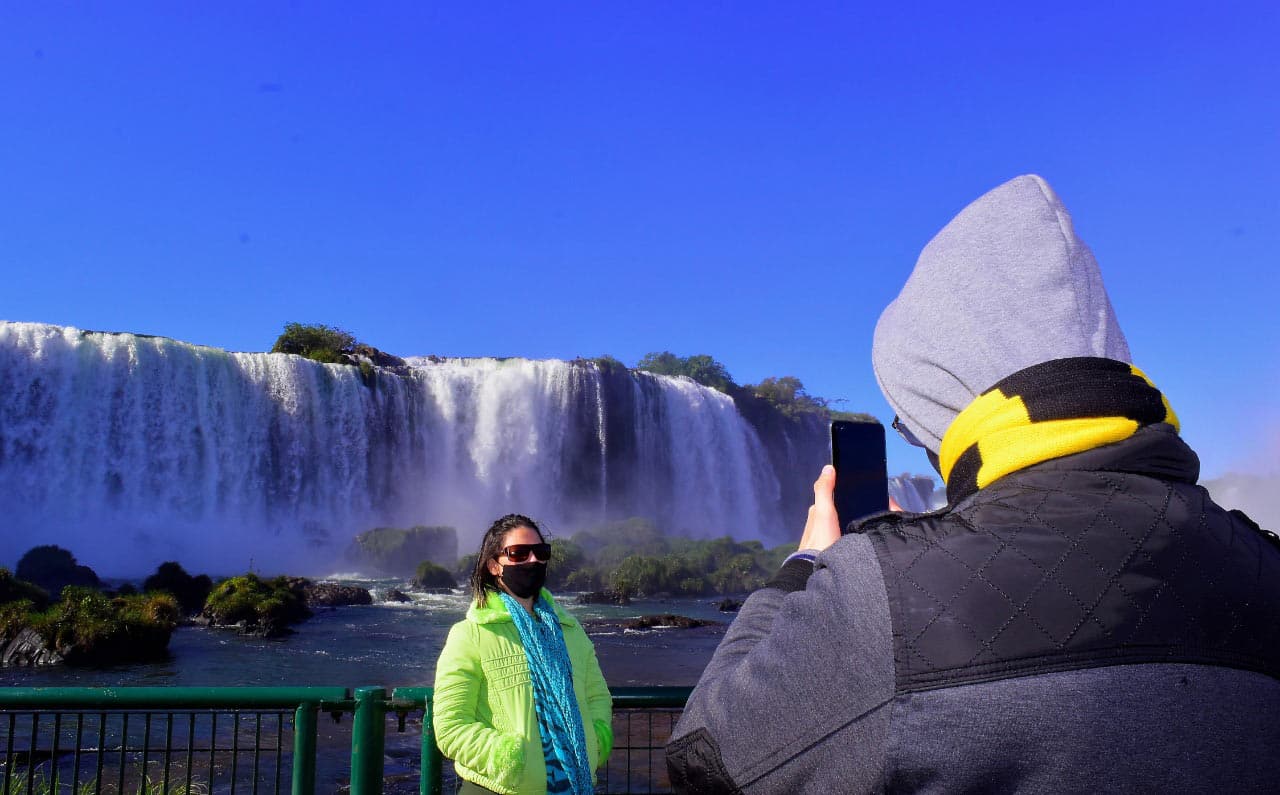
[{"xmin": 433, "ymin": 514, "xmax": 613, "ymax": 795}]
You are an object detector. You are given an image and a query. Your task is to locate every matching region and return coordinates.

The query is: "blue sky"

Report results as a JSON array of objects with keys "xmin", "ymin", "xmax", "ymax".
[{"xmin": 1, "ymin": 2, "xmax": 1276, "ymax": 479}]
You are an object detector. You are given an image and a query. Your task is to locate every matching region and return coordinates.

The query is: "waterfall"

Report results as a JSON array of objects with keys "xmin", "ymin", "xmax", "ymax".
[
  {"xmin": 0, "ymin": 322, "xmax": 938, "ymax": 576},
  {"xmin": 0, "ymin": 323, "xmax": 813, "ymax": 575},
  {"xmin": 888, "ymin": 474, "xmax": 946, "ymax": 512}
]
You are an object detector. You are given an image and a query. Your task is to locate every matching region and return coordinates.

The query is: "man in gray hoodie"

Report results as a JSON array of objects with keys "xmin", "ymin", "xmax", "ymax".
[{"xmin": 666, "ymin": 175, "xmax": 1280, "ymax": 793}]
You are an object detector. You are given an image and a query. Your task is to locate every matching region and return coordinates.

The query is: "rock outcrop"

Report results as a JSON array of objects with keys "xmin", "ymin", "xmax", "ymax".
[
  {"xmin": 622, "ymin": 614, "xmax": 718, "ymax": 630},
  {"xmin": 303, "ymin": 582, "xmax": 373, "ymax": 607},
  {"xmin": 577, "ymin": 590, "xmax": 632, "ymax": 606},
  {"xmin": 1, "ymin": 628, "xmax": 66, "ymax": 667}
]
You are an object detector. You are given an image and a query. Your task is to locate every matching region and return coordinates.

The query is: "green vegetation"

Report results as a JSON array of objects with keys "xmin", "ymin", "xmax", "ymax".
[
  {"xmin": 586, "ymin": 354, "xmax": 628, "ymax": 374},
  {"xmin": 0, "ymin": 597, "xmax": 37, "ymax": 640},
  {"xmin": 536, "ymin": 518, "xmax": 796, "ymax": 597},
  {"xmin": 39, "ymin": 587, "xmax": 179, "ymax": 664},
  {"xmin": 412, "ymin": 561, "xmax": 456, "ymax": 590},
  {"xmin": 2, "ymin": 587, "xmax": 179, "ymax": 666},
  {"xmin": 636, "ymin": 352, "xmax": 736, "ymax": 393},
  {"xmin": 10, "ymin": 770, "xmax": 209, "ymax": 795},
  {"xmin": 347, "ymin": 525, "xmax": 459, "ymax": 577},
  {"xmin": 202, "ymin": 574, "xmax": 311, "ymax": 637},
  {"xmin": 269, "ymin": 325, "xmax": 869, "ymax": 424},
  {"xmin": 446, "ymin": 518, "xmax": 793, "ymax": 597},
  {"xmin": 830, "ymin": 410, "xmax": 879, "ymax": 423},
  {"xmin": 143, "ymin": 561, "xmax": 213, "ymax": 615},
  {"xmin": 269, "ymin": 323, "xmax": 405, "ymax": 373},
  {"xmin": 749, "ymin": 376, "xmax": 829, "ymax": 418},
  {"xmin": 270, "ymin": 322, "xmax": 357, "ymax": 363},
  {"xmin": 0, "ymin": 567, "xmax": 50, "ymax": 610},
  {"xmin": 630, "ymin": 351, "xmax": 854, "ymax": 423},
  {"xmin": 3, "ymin": 564, "xmax": 181, "ymax": 666}
]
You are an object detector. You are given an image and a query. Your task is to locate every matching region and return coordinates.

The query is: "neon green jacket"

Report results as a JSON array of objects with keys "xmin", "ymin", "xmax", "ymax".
[{"xmin": 432, "ymin": 588, "xmax": 613, "ymax": 794}]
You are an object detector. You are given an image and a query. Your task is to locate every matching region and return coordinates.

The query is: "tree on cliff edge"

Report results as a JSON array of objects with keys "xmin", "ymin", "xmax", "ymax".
[
  {"xmin": 636, "ymin": 352, "xmax": 735, "ymax": 393},
  {"xmin": 271, "ymin": 323, "xmax": 406, "ymax": 368},
  {"xmin": 270, "ymin": 323, "xmax": 357, "ymax": 364}
]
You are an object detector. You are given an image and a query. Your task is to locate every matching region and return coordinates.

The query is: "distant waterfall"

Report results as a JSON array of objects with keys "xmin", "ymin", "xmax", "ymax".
[
  {"xmin": 888, "ymin": 474, "xmax": 946, "ymax": 512},
  {"xmin": 0, "ymin": 323, "xmax": 818, "ymax": 575}
]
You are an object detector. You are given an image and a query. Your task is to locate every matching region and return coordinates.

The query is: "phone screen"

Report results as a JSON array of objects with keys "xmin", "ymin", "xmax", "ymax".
[{"xmin": 830, "ymin": 420, "xmax": 889, "ymax": 532}]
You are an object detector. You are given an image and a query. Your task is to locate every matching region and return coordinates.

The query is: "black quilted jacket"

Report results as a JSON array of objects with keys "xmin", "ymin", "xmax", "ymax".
[{"xmin": 668, "ymin": 425, "xmax": 1280, "ymax": 793}]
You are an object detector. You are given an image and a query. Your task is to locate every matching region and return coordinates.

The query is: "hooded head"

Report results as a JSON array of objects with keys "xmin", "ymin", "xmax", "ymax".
[{"xmin": 872, "ymin": 175, "xmax": 1131, "ymax": 454}]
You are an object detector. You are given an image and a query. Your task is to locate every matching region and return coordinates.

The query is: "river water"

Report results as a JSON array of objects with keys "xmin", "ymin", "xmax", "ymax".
[
  {"xmin": 0, "ymin": 582, "xmax": 729, "ymax": 792},
  {"xmin": 0, "ymin": 581, "xmax": 730, "ymax": 689}
]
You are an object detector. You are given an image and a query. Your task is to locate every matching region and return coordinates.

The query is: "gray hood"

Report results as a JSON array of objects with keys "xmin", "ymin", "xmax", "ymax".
[{"xmin": 872, "ymin": 174, "xmax": 1131, "ymax": 453}]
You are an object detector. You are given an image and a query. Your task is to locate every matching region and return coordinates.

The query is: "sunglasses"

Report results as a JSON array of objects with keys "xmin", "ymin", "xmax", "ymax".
[{"xmin": 498, "ymin": 543, "xmax": 552, "ymax": 563}]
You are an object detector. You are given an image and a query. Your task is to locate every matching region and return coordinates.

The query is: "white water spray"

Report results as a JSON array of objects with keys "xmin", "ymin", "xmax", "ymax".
[{"xmin": 0, "ymin": 323, "xmax": 805, "ymax": 575}]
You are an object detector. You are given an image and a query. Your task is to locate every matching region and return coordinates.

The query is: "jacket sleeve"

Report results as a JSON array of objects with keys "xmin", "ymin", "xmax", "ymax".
[
  {"xmin": 580, "ymin": 631, "xmax": 614, "ymax": 767},
  {"xmin": 666, "ymin": 535, "xmax": 896, "ymax": 793},
  {"xmin": 432, "ymin": 622, "xmax": 525, "ymax": 788}
]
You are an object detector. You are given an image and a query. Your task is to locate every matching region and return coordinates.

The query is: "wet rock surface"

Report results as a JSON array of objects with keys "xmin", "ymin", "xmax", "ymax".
[
  {"xmin": 0, "ymin": 628, "xmax": 66, "ymax": 667},
  {"xmin": 576, "ymin": 590, "xmax": 632, "ymax": 606},
  {"xmin": 303, "ymin": 582, "xmax": 373, "ymax": 607},
  {"xmin": 623, "ymin": 614, "xmax": 718, "ymax": 630}
]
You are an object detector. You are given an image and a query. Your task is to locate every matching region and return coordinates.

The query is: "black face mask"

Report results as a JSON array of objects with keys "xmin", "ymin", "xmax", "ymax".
[{"xmin": 500, "ymin": 562, "xmax": 547, "ymax": 599}]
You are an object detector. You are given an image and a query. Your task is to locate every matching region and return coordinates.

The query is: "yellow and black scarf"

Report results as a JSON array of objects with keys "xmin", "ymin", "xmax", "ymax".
[{"xmin": 939, "ymin": 357, "xmax": 1179, "ymax": 504}]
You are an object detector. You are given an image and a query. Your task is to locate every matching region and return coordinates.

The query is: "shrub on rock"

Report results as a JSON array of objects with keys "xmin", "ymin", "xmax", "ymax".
[
  {"xmin": 2, "ymin": 588, "xmax": 179, "ymax": 667},
  {"xmin": 202, "ymin": 574, "xmax": 312, "ymax": 638},
  {"xmin": 412, "ymin": 561, "xmax": 456, "ymax": 591}
]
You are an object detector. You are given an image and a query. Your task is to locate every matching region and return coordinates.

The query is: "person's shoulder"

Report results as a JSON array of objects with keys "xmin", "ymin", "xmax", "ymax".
[
  {"xmin": 443, "ymin": 614, "xmax": 476, "ymax": 643},
  {"xmin": 437, "ymin": 616, "xmax": 482, "ymax": 670},
  {"xmin": 811, "ymin": 531, "xmax": 889, "ymax": 599},
  {"xmin": 1225, "ymin": 507, "xmax": 1280, "ymax": 551},
  {"xmin": 467, "ymin": 591, "xmax": 516, "ymax": 624},
  {"xmin": 849, "ymin": 504, "xmax": 954, "ymax": 536}
]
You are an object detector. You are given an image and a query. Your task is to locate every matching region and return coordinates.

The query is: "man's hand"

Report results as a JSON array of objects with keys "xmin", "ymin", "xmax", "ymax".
[{"xmin": 798, "ymin": 465, "xmax": 841, "ymax": 552}]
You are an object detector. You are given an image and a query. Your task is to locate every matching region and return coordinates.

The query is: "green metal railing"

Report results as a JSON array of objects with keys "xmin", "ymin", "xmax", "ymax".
[{"xmin": 0, "ymin": 686, "xmax": 692, "ymax": 795}]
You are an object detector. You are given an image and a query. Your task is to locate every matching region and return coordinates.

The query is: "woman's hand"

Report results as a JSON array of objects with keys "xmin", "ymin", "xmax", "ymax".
[{"xmin": 797, "ymin": 465, "xmax": 841, "ymax": 552}]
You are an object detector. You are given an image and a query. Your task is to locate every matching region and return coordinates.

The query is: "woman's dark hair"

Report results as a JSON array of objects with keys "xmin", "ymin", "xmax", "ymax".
[{"xmin": 470, "ymin": 514, "xmax": 544, "ymax": 607}]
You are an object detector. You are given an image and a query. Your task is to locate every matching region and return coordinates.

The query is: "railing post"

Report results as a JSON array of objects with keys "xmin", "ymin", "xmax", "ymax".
[
  {"xmin": 350, "ymin": 687, "xmax": 387, "ymax": 795},
  {"xmin": 291, "ymin": 703, "xmax": 318, "ymax": 795},
  {"xmin": 421, "ymin": 694, "xmax": 443, "ymax": 795}
]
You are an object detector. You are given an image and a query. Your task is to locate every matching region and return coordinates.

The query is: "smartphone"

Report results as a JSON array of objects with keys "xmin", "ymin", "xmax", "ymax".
[{"xmin": 830, "ymin": 420, "xmax": 889, "ymax": 532}]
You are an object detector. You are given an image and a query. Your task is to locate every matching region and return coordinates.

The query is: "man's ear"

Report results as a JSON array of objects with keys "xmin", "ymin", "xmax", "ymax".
[{"xmin": 487, "ymin": 558, "xmax": 502, "ymax": 577}]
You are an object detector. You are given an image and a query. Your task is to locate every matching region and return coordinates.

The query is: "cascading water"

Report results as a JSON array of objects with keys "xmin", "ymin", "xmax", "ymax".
[{"xmin": 0, "ymin": 322, "xmax": 831, "ymax": 575}]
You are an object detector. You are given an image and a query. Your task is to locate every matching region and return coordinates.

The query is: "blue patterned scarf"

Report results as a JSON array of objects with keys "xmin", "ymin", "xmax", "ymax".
[{"xmin": 500, "ymin": 591, "xmax": 593, "ymax": 794}]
